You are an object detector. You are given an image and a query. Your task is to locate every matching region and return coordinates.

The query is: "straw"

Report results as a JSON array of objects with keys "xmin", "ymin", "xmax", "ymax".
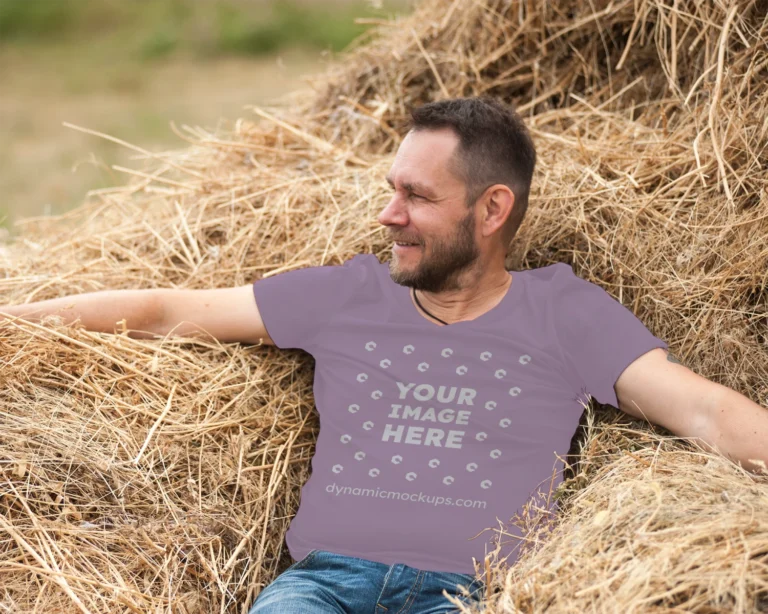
[{"xmin": 1, "ymin": 0, "xmax": 767, "ymax": 611}]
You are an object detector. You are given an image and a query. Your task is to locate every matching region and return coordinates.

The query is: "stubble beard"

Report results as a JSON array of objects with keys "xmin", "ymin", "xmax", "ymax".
[{"xmin": 388, "ymin": 208, "xmax": 480, "ymax": 293}]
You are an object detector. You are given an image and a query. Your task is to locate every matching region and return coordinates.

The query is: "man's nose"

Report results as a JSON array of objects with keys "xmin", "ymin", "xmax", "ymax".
[{"xmin": 378, "ymin": 194, "xmax": 408, "ymax": 227}]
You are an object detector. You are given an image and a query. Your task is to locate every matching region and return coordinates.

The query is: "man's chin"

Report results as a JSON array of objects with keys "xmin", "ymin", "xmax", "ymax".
[{"xmin": 388, "ymin": 262, "xmax": 420, "ymax": 288}]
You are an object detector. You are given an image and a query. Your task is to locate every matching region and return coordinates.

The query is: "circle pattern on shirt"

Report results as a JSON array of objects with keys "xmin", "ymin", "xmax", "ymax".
[{"xmin": 331, "ymin": 340, "xmax": 532, "ymax": 489}]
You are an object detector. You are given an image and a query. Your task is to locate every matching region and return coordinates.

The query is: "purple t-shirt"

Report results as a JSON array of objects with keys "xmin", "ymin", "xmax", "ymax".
[{"xmin": 252, "ymin": 253, "xmax": 667, "ymax": 574}]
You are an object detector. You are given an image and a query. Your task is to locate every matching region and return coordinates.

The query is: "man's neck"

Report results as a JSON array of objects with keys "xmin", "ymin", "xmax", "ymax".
[{"xmin": 411, "ymin": 270, "xmax": 512, "ymax": 325}]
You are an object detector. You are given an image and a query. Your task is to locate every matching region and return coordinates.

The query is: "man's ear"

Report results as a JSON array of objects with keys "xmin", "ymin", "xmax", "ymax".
[{"xmin": 481, "ymin": 185, "xmax": 515, "ymax": 238}]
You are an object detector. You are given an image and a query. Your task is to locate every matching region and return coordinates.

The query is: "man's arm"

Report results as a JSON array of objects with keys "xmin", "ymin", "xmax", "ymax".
[
  {"xmin": 0, "ymin": 290, "xmax": 164, "ymax": 338},
  {"xmin": 703, "ymin": 384, "xmax": 768, "ymax": 473},
  {"xmin": 615, "ymin": 348, "xmax": 768, "ymax": 473},
  {"xmin": 0, "ymin": 286, "xmax": 274, "ymax": 345}
]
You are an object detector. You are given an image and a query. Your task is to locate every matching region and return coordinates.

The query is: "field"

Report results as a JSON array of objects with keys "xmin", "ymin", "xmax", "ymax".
[{"xmin": 0, "ymin": 0, "xmax": 409, "ymax": 229}]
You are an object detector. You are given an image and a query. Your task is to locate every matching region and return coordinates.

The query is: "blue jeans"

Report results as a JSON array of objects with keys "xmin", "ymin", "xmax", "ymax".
[{"xmin": 248, "ymin": 549, "xmax": 486, "ymax": 613}]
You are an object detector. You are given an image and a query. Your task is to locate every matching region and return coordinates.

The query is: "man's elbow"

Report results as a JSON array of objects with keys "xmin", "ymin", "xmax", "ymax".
[{"xmin": 125, "ymin": 290, "xmax": 167, "ymax": 339}]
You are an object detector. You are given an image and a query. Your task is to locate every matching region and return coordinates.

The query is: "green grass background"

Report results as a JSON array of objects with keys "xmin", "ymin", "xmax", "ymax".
[{"xmin": 0, "ymin": 0, "xmax": 385, "ymax": 57}]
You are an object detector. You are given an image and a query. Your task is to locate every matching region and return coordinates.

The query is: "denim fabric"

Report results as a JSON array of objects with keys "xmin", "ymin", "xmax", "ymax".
[{"xmin": 249, "ymin": 549, "xmax": 486, "ymax": 613}]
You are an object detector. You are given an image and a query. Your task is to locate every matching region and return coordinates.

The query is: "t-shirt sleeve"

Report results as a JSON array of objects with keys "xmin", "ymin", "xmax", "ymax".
[
  {"xmin": 551, "ymin": 263, "xmax": 669, "ymax": 407},
  {"xmin": 252, "ymin": 253, "xmax": 370, "ymax": 351}
]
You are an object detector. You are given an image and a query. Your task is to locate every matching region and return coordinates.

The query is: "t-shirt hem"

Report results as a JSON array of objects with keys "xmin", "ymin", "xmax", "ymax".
[{"xmin": 288, "ymin": 533, "xmax": 481, "ymax": 576}]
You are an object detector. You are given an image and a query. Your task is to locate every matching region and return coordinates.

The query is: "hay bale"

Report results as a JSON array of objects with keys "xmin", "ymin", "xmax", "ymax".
[
  {"xmin": 1, "ymin": 0, "xmax": 766, "ymax": 611},
  {"xmin": 473, "ymin": 407, "xmax": 768, "ymax": 612}
]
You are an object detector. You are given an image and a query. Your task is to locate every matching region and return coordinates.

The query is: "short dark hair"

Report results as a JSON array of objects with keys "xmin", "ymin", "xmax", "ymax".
[{"xmin": 408, "ymin": 97, "xmax": 536, "ymax": 246}]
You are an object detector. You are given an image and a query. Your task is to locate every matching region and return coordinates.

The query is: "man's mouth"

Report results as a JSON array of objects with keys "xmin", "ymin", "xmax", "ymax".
[{"xmin": 393, "ymin": 240, "xmax": 421, "ymax": 254}]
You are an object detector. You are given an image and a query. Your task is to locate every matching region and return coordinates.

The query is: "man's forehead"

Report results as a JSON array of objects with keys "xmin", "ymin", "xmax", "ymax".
[
  {"xmin": 387, "ymin": 130, "xmax": 462, "ymax": 190},
  {"xmin": 398, "ymin": 128, "xmax": 458, "ymax": 160}
]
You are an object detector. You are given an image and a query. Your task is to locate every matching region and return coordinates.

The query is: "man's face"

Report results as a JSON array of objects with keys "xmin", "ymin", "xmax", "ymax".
[{"xmin": 378, "ymin": 128, "xmax": 480, "ymax": 293}]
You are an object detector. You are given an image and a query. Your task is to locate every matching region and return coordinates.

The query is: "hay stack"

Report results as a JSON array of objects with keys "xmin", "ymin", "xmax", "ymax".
[{"xmin": 1, "ymin": 0, "xmax": 767, "ymax": 611}]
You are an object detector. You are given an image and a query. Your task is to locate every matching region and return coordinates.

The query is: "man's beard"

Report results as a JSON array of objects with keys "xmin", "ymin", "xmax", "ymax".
[{"xmin": 388, "ymin": 208, "xmax": 480, "ymax": 293}]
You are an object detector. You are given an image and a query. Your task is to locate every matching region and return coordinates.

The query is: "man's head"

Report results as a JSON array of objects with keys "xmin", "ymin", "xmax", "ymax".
[{"xmin": 378, "ymin": 97, "xmax": 536, "ymax": 292}]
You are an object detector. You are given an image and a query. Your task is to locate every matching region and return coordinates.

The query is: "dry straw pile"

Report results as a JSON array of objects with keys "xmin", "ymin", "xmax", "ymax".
[{"xmin": 1, "ymin": 0, "xmax": 767, "ymax": 611}]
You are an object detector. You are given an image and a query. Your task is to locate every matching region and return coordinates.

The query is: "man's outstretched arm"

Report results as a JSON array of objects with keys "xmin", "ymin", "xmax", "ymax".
[
  {"xmin": 0, "ymin": 290, "xmax": 164, "ymax": 338},
  {"xmin": 615, "ymin": 348, "xmax": 768, "ymax": 474},
  {"xmin": 702, "ymin": 383, "xmax": 768, "ymax": 473},
  {"xmin": 0, "ymin": 285, "xmax": 274, "ymax": 346}
]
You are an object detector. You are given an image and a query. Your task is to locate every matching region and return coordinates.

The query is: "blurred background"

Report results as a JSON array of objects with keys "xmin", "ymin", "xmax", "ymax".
[{"xmin": 0, "ymin": 0, "xmax": 410, "ymax": 231}]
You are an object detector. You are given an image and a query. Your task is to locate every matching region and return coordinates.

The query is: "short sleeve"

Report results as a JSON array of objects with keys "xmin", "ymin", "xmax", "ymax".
[
  {"xmin": 551, "ymin": 263, "xmax": 668, "ymax": 407},
  {"xmin": 252, "ymin": 253, "xmax": 370, "ymax": 351}
]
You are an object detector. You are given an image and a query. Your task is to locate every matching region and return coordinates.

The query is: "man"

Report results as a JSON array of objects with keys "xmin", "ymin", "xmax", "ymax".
[{"xmin": 2, "ymin": 97, "xmax": 766, "ymax": 614}]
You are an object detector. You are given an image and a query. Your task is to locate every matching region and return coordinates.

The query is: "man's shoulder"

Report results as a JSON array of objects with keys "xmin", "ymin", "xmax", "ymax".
[
  {"xmin": 299, "ymin": 253, "xmax": 381, "ymax": 279},
  {"xmin": 343, "ymin": 253, "xmax": 382, "ymax": 268},
  {"xmin": 339, "ymin": 253, "xmax": 384, "ymax": 281},
  {"xmin": 517, "ymin": 262, "xmax": 597, "ymax": 305},
  {"xmin": 520, "ymin": 261, "xmax": 571, "ymax": 283},
  {"xmin": 528, "ymin": 261, "xmax": 571, "ymax": 275},
  {"xmin": 305, "ymin": 253, "xmax": 384, "ymax": 298}
]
